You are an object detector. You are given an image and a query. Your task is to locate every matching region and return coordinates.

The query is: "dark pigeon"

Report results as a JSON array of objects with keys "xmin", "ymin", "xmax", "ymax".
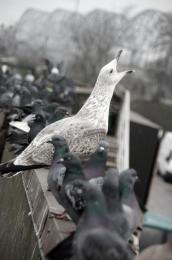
[
  {"xmin": 72, "ymin": 183, "xmax": 132, "ymax": 260},
  {"xmin": 102, "ymin": 168, "xmax": 130, "ymax": 240},
  {"xmin": 47, "ymin": 107, "xmax": 70, "ymax": 124},
  {"xmin": 83, "ymin": 140, "xmax": 109, "ymax": 179},
  {"xmin": 119, "ymin": 168, "xmax": 143, "ymax": 255},
  {"xmin": 47, "ymin": 136, "xmax": 69, "ymax": 191},
  {"xmin": 49, "ymin": 152, "xmax": 86, "ymax": 223},
  {"xmin": 28, "ymin": 113, "xmax": 46, "ymax": 142},
  {"xmin": 119, "ymin": 169, "xmax": 141, "ymax": 234}
]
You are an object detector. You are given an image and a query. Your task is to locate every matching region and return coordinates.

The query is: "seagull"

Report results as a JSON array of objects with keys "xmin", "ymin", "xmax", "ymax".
[{"xmin": 0, "ymin": 50, "xmax": 133, "ymax": 176}]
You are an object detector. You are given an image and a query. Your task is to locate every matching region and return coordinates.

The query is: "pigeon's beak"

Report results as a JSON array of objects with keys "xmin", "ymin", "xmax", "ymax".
[
  {"xmin": 47, "ymin": 140, "xmax": 52, "ymax": 144},
  {"xmin": 57, "ymin": 158, "xmax": 64, "ymax": 163}
]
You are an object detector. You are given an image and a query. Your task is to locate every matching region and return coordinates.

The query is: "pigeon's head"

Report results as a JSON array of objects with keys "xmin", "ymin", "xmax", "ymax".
[
  {"xmin": 97, "ymin": 140, "xmax": 109, "ymax": 153},
  {"xmin": 102, "ymin": 168, "xmax": 119, "ymax": 198},
  {"xmin": 31, "ymin": 99, "xmax": 43, "ymax": 107},
  {"xmin": 97, "ymin": 50, "xmax": 134, "ymax": 87},
  {"xmin": 119, "ymin": 169, "xmax": 138, "ymax": 197},
  {"xmin": 34, "ymin": 114, "xmax": 45, "ymax": 123},
  {"xmin": 57, "ymin": 152, "xmax": 82, "ymax": 173},
  {"xmin": 55, "ymin": 107, "xmax": 70, "ymax": 119},
  {"xmin": 47, "ymin": 136, "xmax": 69, "ymax": 152}
]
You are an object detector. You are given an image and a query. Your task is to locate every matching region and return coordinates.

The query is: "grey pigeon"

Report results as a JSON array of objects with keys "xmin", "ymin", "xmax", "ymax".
[
  {"xmin": 28, "ymin": 113, "xmax": 46, "ymax": 142},
  {"xmin": 119, "ymin": 169, "xmax": 140, "ymax": 234},
  {"xmin": 119, "ymin": 169, "xmax": 142, "ymax": 255},
  {"xmin": 49, "ymin": 152, "xmax": 86, "ymax": 223},
  {"xmin": 73, "ymin": 183, "xmax": 132, "ymax": 260},
  {"xmin": 83, "ymin": 140, "xmax": 109, "ymax": 179},
  {"xmin": 7, "ymin": 113, "xmax": 46, "ymax": 155},
  {"xmin": 47, "ymin": 107, "xmax": 70, "ymax": 124},
  {"xmin": 102, "ymin": 168, "xmax": 130, "ymax": 240},
  {"xmin": 47, "ymin": 136, "xmax": 69, "ymax": 190}
]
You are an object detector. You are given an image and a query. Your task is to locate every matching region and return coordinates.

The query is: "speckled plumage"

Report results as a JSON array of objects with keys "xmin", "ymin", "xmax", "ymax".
[{"xmin": 14, "ymin": 50, "xmax": 133, "ymax": 166}]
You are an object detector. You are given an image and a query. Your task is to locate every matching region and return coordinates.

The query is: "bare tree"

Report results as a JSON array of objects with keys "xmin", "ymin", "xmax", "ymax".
[{"xmin": 70, "ymin": 10, "xmax": 125, "ymax": 84}]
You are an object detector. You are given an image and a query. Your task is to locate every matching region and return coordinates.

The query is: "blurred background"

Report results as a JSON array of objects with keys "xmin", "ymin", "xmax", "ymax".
[
  {"xmin": 0, "ymin": 0, "xmax": 172, "ymax": 100},
  {"xmin": 0, "ymin": 1, "xmax": 172, "ymax": 259}
]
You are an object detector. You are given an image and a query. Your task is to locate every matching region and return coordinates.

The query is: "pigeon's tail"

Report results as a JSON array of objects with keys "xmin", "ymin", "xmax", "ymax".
[{"xmin": 0, "ymin": 161, "xmax": 48, "ymax": 177}]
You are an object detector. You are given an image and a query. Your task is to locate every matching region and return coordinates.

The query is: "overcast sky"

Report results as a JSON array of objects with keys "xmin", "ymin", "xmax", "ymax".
[{"xmin": 1, "ymin": 0, "xmax": 172, "ymax": 25}]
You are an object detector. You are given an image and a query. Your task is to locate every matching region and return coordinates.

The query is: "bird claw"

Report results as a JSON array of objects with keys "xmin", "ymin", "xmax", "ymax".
[{"xmin": 128, "ymin": 234, "xmax": 140, "ymax": 256}]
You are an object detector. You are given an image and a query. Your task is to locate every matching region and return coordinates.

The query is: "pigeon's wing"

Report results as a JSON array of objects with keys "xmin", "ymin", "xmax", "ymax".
[
  {"xmin": 65, "ymin": 180, "xmax": 86, "ymax": 212},
  {"xmin": 9, "ymin": 121, "xmax": 30, "ymax": 133},
  {"xmin": 89, "ymin": 177, "xmax": 104, "ymax": 189}
]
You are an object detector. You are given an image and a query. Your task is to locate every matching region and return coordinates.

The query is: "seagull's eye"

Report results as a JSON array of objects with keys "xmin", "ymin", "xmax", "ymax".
[{"xmin": 109, "ymin": 69, "xmax": 113, "ymax": 74}]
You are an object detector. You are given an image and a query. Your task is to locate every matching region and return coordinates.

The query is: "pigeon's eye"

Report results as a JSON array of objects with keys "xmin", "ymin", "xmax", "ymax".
[{"xmin": 109, "ymin": 69, "xmax": 113, "ymax": 74}]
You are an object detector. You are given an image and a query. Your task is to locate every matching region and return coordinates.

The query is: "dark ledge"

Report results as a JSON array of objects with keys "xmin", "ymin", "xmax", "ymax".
[{"xmin": 22, "ymin": 169, "xmax": 76, "ymax": 257}]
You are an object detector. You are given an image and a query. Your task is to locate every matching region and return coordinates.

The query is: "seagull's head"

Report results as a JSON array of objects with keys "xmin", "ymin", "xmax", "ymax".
[{"xmin": 97, "ymin": 50, "xmax": 134, "ymax": 87}]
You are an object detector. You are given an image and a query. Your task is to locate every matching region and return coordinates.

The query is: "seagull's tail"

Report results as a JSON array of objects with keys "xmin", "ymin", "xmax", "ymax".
[{"xmin": 0, "ymin": 160, "xmax": 48, "ymax": 178}]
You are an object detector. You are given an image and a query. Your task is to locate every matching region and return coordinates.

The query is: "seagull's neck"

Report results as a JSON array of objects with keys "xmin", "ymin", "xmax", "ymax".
[{"xmin": 76, "ymin": 80, "xmax": 115, "ymax": 131}]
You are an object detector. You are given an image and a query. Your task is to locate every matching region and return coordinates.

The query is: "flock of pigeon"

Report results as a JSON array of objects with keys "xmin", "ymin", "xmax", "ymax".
[
  {"xmin": 0, "ymin": 50, "xmax": 142, "ymax": 259},
  {"xmin": 47, "ymin": 136, "xmax": 139, "ymax": 260},
  {"xmin": 0, "ymin": 60, "xmax": 76, "ymax": 109}
]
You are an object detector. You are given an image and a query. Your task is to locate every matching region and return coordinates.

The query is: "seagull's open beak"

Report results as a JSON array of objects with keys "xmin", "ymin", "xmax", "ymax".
[
  {"xmin": 113, "ymin": 50, "xmax": 135, "ymax": 75},
  {"xmin": 116, "ymin": 49, "xmax": 123, "ymax": 62}
]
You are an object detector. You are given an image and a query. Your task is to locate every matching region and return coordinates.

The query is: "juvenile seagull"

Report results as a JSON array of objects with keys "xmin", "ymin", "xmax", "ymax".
[{"xmin": 0, "ymin": 50, "xmax": 133, "ymax": 176}]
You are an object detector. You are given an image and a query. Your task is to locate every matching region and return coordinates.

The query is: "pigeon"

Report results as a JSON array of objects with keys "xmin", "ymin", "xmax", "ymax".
[
  {"xmin": 119, "ymin": 169, "xmax": 140, "ymax": 233},
  {"xmin": 0, "ymin": 50, "xmax": 133, "ymax": 176},
  {"xmin": 72, "ymin": 182, "xmax": 132, "ymax": 260},
  {"xmin": 47, "ymin": 136, "xmax": 69, "ymax": 190},
  {"xmin": 119, "ymin": 169, "xmax": 142, "ymax": 255},
  {"xmin": 7, "ymin": 113, "xmax": 46, "ymax": 155},
  {"xmin": 47, "ymin": 106, "xmax": 70, "ymax": 124},
  {"xmin": 28, "ymin": 113, "xmax": 46, "ymax": 142},
  {"xmin": 102, "ymin": 168, "xmax": 130, "ymax": 240},
  {"xmin": 82, "ymin": 140, "xmax": 109, "ymax": 179},
  {"xmin": 49, "ymin": 152, "xmax": 86, "ymax": 223},
  {"xmin": 9, "ymin": 100, "xmax": 44, "ymax": 133}
]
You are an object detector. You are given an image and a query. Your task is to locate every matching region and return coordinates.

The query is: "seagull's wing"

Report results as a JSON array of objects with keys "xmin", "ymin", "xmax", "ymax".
[
  {"xmin": 68, "ymin": 128, "xmax": 106, "ymax": 160},
  {"xmin": 14, "ymin": 116, "xmax": 106, "ymax": 166}
]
